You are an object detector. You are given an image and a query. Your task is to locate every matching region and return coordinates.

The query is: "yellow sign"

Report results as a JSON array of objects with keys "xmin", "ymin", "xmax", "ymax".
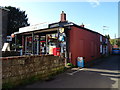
[{"xmin": 59, "ymin": 28, "xmax": 64, "ymax": 33}]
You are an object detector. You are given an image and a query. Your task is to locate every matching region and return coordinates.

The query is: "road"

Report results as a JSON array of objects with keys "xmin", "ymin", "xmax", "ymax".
[{"xmin": 18, "ymin": 55, "xmax": 120, "ymax": 89}]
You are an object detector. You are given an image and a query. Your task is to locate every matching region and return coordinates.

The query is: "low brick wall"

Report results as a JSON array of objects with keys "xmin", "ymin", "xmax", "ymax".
[
  {"xmin": 2, "ymin": 51, "xmax": 20, "ymax": 57},
  {"xmin": 1, "ymin": 55, "xmax": 65, "ymax": 88}
]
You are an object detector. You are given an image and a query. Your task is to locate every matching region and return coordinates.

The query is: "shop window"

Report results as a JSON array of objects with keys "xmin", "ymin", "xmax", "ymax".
[
  {"xmin": 34, "ymin": 35, "xmax": 39, "ymax": 55},
  {"xmin": 40, "ymin": 36, "xmax": 46, "ymax": 54},
  {"xmin": 25, "ymin": 36, "xmax": 32, "ymax": 54},
  {"xmin": 47, "ymin": 33, "xmax": 58, "ymax": 54}
]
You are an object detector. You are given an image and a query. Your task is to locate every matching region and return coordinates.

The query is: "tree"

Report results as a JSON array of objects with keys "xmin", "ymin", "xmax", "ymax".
[
  {"xmin": 110, "ymin": 39, "xmax": 115, "ymax": 45},
  {"xmin": 110, "ymin": 38, "xmax": 120, "ymax": 48},
  {"xmin": 116, "ymin": 38, "xmax": 120, "ymax": 48},
  {"xmin": 5, "ymin": 6, "xmax": 30, "ymax": 35},
  {"xmin": 105, "ymin": 34, "xmax": 110, "ymax": 40}
]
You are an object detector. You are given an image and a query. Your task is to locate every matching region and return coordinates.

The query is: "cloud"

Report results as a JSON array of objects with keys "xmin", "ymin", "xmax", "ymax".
[{"xmin": 87, "ymin": 0, "xmax": 100, "ymax": 7}]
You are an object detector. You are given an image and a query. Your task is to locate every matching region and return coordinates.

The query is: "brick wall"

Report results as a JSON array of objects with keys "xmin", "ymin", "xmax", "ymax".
[{"xmin": 1, "ymin": 55, "xmax": 65, "ymax": 88}]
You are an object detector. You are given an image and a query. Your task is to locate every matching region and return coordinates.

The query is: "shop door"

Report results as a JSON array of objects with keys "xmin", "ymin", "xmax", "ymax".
[
  {"xmin": 25, "ymin": 36, "xmax": 32, "ymax": 54},
  {"xmin": 40, "ymin": 36, "xmax": 46, "ymax": 54},
  {"xmin": 34, "ymin": 35, "xmax": 39, "ymax": 55}
]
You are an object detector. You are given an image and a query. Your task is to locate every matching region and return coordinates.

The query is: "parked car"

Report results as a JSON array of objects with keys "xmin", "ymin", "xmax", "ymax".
[{"xmin": 112, "ymin": 48, "xmax": 120, "ymax": 54}]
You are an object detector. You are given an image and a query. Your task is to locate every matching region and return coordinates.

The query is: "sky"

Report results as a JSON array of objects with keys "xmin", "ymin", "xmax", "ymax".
[{"xmin": 0, "ymin": 0, "xmax": 119, "ymax": 39}]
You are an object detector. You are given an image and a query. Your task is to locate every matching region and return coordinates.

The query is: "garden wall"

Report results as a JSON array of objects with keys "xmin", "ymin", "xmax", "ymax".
[
  {"xmin": 2, "ymin": 51, "xmax": 20, "ymax": 57},
  {"xmin": 1, "ymin": 55, "xmax": 65, "ymax": 88}
]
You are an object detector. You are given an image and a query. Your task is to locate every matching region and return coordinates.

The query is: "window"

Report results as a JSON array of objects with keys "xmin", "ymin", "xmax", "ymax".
[
  {"xmin": 106, "ymin": 38, "xmax": 108, "ymax": 43},
  {"xmin": 100, "ymin": 35, "xmax": 102, "ymax": 42},
  {"xmin": 106, "ymin": 46, "xmax": 108, "ymax": 54},
  {"xmin": 100, "ymin": 45, "xmax": 102, "ymax": 53}
]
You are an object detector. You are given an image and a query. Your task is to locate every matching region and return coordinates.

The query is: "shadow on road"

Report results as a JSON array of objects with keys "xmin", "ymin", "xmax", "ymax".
[
  {"xmin": 84, "ymin": 55, "xmax": 120, "ymax": 88},
  {"xmin": 89, "ymin": 55, "xmax": 120, "ymax": 71}
]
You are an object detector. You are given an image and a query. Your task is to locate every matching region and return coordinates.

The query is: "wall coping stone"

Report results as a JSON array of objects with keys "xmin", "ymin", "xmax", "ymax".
[{"xmin": 0, "ymin": 54, "xmax": 55, "ymax": 60}]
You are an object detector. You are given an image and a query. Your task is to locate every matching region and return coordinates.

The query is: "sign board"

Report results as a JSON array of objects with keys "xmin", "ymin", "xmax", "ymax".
[
  {"xmin": 59, "ymin": 28, "xmax": 64, "ymax": 33},
  {"xmin": 49, "ymin": 23, "xmax": 59, "ymax": 28},
  {"xmin": 7, "ymin": 36, "xmax": 12, "ymax": 41},
  {"xmin": 19, "ymin": 22, "xmax": 49, "ymax": 33}
]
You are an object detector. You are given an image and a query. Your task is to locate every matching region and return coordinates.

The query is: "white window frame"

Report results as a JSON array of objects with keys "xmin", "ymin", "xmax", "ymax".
[
  {"xmin": 100, "ymin": 45, "xmax": 102, "ymax": 53},
  {"xmin": 106, "ymin": 46, "xmax": 108, "ymax": 54},
  {"xmin": 106, "ymin": 38, "xmax": 108, "ymax": 44},
  {"xmin": 100, "ymin": 35, "xmax": 102, "ymax": 42}
]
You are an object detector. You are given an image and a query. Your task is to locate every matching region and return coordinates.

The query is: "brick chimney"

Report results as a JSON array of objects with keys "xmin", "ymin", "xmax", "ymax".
[
  {"xmin": 80, "ymin": 23, "xmax": 85, "ymax": 28},
  {"xmin": 60, "ymin": 11, "xmax": 66, "ymax": 22}
]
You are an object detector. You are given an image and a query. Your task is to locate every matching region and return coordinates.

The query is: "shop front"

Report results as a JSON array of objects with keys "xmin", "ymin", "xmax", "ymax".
[{"xmin": 18, "ymin": 27, "xmax": 68, "ymax": 58}]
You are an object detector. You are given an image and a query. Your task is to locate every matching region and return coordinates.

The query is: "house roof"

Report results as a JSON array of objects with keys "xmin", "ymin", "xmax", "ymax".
[
  {"xmin": 70, "ymin": 24, "xmax": 103, "ymax": 36},
  {"xmin": 14, "ymin": 21, "xmax": 105, "ymax": 38},
  {"xmin": 0, "ymin": 6, "xmax": 10, "ymax": 11}
]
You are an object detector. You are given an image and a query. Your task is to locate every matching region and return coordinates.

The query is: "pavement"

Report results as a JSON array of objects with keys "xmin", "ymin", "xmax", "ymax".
[{"xmin": 17, "ymin": 55, "xmax": 120, "ymax": 89}]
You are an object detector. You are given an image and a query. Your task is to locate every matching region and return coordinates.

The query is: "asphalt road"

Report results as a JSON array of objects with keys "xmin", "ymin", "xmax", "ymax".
[{"xmin": 18, "ymin": 55, "xmax": 120, "ymax": 89}]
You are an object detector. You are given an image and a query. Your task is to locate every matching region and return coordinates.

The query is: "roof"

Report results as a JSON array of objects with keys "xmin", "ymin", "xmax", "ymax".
[
  {"xmin": 14, "ymin": 21, "xmax": 73, "ymax": 35},
  {"xmin": 0, "ymin": 6, "xmax": 10, "ymax": 11},
  {"xmin": 71, "ymin": 24, "xmax": 102, "ymax": 36},
  {"xmin": 14, "ymin": 21, "xmax": 105, "ymax": 38},
  {"xmin": 49, "ymin": 21, "xmax": 105, "ymax": 37},
  {"xmin": 14, "ymin": 27, "xmax": 59, "ymax": 35}
]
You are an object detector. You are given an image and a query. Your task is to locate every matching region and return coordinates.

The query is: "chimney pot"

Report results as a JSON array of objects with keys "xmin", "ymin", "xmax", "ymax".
[
  {"xmin": 80, "ymin": 23, "xmax": 85, "ymax": 27},
  {"xmin": 60, "ymin": 11, "xmax": 66, "ymax": 22}
]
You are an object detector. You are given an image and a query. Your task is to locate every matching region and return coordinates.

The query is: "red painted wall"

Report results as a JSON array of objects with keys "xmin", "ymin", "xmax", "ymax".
[{"xmin": 68, "ymin": 26, "xmax": 111, "ymax": 65}]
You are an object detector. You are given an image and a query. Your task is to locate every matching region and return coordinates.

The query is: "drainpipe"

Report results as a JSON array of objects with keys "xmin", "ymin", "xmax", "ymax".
[
  {"xmin": 32, "ymin": 32, "xmax": 34, "ymax": 54},
  {"xmin": 64, "ymin": 29, "xmax": 67, "ymax": 67},
  {"xmin": 15, "ymin": 34, "xmax": 17, "ymax": 51},
  {"xmin": 22, "ymin": 36, "xmax": 24, "ymax": 55},
  {"xmin": 39, "ymin": 35, "xmax": 41, "ymax": 55}
]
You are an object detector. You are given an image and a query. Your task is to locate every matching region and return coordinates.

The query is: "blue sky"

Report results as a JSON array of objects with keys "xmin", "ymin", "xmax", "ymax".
[{"xmin": 0, "ymin": 1, "xmax": 118, "ymax": 39}]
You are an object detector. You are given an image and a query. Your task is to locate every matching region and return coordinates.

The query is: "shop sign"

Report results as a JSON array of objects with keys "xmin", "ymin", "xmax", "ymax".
[
  {"xmin": 59, "ymin": 28, "xmax": 64, "ymax": 33},
  {"xmin": 49, "ymin": 23, "xmax": 59, "ymax": 28},
  {"xmin": 19, "ymin": 22, "xmax": 49, "ymax": 33},
  {"xmin": 58, "ymin": 32, "xmax": 66, "ymax": 42},
  {"xmin": 59, "ymin": 36, "xmax": 64, "ymax": 41},
  {"xmin": 6, "ymin": 36, "xmax": 12, "ymax": 41}
]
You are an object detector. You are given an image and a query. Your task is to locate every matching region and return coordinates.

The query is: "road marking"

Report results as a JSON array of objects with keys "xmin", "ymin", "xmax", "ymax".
[
  {"xmin": 83, "ymin": 68, "xmax": 120, "ymax": 74},
  {"xmin": 67, "ymin": 68, "xmax": 84, "ymax": 75}
]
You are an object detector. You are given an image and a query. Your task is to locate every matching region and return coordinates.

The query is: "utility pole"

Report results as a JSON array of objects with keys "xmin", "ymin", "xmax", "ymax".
[
  {"xmin": 114, "ymin": 34, "xmax": 116, "ymax": 45},
  {"xmin": 103, "ymin": 26, "xmax": 109, "ymax": 35},
  {"xmin": 115, "ymin": 34, "xmax": 116, "ymax": 39}
]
